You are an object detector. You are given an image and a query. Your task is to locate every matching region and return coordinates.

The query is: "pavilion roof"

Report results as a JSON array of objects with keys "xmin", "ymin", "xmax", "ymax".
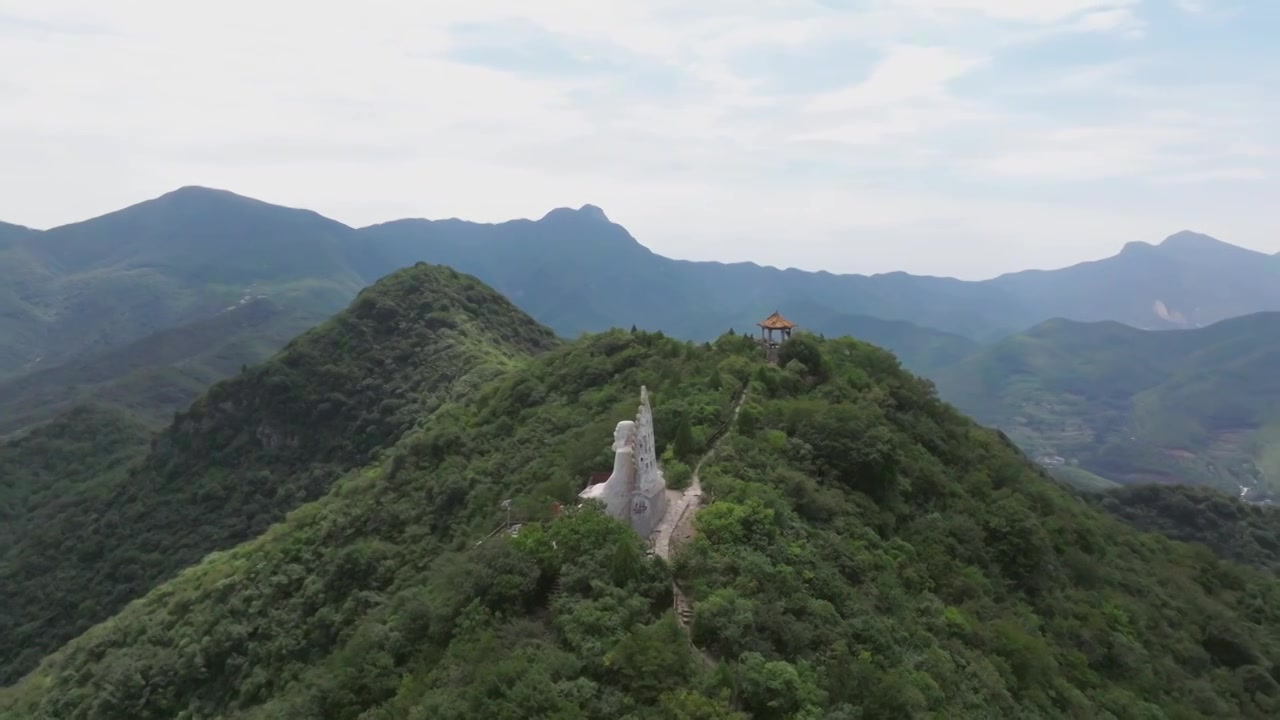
[{"xmin": 757, "ymin": 311, "xmax": 797, "ymax": 330}]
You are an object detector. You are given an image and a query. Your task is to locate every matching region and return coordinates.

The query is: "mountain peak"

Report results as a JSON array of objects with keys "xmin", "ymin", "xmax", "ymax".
[
  {"xmin": 167, "ymin": 184, "xmax": 235, "ymax": 197},
  {"xmin": 1159, "ymin": 230, "xmax": 1229, "ymax": 250},
  {"xmin": 153, "ymin": 185, "xmax": 258, "ymax": 207},
  {"xmin": 539, "ymin": 204, "xmax": 611, "ymax": 223},
  {"xmin": 1119, "ymin": 231, "xmax": 1248, "ymax": 259}
]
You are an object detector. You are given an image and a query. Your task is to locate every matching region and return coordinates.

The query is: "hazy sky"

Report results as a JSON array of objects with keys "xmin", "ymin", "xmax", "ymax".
[{"xmin": 1, "ymin": 1, "xmax": 1276, "ymax": 279}]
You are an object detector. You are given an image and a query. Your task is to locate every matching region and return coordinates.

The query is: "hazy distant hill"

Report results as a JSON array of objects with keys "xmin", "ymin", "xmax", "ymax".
[
  {"xmin": 986, "ymin": 231, "xmax": 1280, "ymax": 331},
  {"xmin": 359, "ymin": 206, "xmax": 1280, "ymax": 344},
  {"xmin": 935, "ymin": 313, "xmax": 1280, "ymax": 499},
  {"xmin": 4, "ymin": 187, "xmax": 1279, "ymax": 435},
  {"xmin": 0, "ymin": 297, "xmax": 320, "ymax": 436},
  {"xmin": 0, "ymin": 187, "xmax": 367, "ymax": 379},
  {"xmin": 8, "ymin": 190, "xmax": 1279, "ymax": 378}
]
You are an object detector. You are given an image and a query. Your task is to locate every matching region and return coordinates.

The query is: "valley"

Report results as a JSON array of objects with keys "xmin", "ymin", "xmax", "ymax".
[{"xmin": 935, "ymin": 314, "xmax": 1280, "ymax": 502}]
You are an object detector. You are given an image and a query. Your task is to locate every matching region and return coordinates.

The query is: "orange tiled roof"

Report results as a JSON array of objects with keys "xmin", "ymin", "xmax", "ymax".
[{"xmin": 757, "ymin": 311, "xmax": 797, "ymax": 330}]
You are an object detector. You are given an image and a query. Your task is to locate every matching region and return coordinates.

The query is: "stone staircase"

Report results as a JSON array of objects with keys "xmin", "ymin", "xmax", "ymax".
[{"xmin": 674, "ymin": 587, "xmax": 694, "ymax": 627}]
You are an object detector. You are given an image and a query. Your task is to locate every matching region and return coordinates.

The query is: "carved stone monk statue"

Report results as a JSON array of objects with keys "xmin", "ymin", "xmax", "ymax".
[{"xmin": 612, "ymin": 420, "xmax": 636, "ymax": 451}]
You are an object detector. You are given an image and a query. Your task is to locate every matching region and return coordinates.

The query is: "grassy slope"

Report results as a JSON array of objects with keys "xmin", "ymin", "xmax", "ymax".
[
  {"xmin": 4, "ymin": 331, "xmax": 1278, "ymax": 718},
  {"xmin": 0, "ymin": 263, "xmax": 558, "ymax": 686},
  {"xmin": 935, "ymin": 313, "xmax": 1280, "ymax": 498}
]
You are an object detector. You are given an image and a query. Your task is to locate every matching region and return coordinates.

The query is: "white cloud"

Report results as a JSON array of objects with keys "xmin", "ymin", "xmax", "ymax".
[
  {"xmin": 887, "ymin": 0, "xmax": 1140, "ymax": 24},
  {"xmin": 1072, "ymin": 8, "xmax": 1144, "ymax": 35},
  {"xmin": 805, "ymin": 46, "xmax": 990, "ymax": 112},
  {"xmin": 0, "ymin": 0, "xmax": 1276, "ymax": 279}
]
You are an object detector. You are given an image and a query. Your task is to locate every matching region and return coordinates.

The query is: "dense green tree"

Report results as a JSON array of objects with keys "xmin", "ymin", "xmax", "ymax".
[
  {"xmin": 4, "ymin": 320, "xmax": 1280, "ymax": 719},
  {"xmin": 0, "ymin": 263, "xmax": 559, "ymax": 685},
  {"xmin": 673, "ymin": 414, "xmax": 697, "ymax": 460}
]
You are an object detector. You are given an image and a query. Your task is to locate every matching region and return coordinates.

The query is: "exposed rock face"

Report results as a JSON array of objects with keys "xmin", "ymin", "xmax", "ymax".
[{"xmin": 578, "ymin": 386, "xmax": 668, "ymax": 538}]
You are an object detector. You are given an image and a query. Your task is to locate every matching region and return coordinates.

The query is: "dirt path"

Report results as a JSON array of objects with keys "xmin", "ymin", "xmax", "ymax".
[
  {"xmin": 650, "ymin": 385, "xmax": 748, "ymax": 663},
  {"xmin": 652, "ymin": 385, "xmax": 748, "ymax": 562}
]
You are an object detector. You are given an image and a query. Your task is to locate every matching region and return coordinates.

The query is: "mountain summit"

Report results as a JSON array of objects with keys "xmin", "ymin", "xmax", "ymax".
[
  {"xmin": 539, "ymin": 203, "xmax": 611, "ymax": 223},
  {"xmin": 0, "ymin": 262, "xmax": 558, "ymax": 685}
]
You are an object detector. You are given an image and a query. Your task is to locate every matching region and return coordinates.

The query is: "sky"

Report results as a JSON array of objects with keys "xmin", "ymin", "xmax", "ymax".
[{"xmin": 1, "ymin": 0, "xmax": 1276, "ymax": 279}]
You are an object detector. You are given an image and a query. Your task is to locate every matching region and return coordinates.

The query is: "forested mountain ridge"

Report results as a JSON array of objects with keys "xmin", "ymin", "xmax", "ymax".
[
  {"xmin": 0, "ymin": 263, "xmax": 558, "ymax": 686},
  {"xmin": 935, "ymin": 312, "xmax": 1280, "ymax": 499},
  {"xmin": 4, "ymin": 324, "xmax": 1278, "ymax": 718},
  {"xmin": 6, "ymin": 187, "xmax": 1279, "ymax": 402}
]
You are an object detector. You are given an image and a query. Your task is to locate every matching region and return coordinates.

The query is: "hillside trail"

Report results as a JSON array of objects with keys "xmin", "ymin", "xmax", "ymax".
[{"xmin": 650, "ymin": 382, "xmax": 749, "ymax": 663}]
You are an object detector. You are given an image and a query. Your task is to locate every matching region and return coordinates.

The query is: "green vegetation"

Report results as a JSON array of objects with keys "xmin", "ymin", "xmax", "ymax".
[
  {"xmin": 0, "ymin": 263, "xmax": 557, "ymax": 686},
  {"xmin": 0, "ymin": 187, "xmax": 377, "ymax": 434},
  {"xmin": 935, "ymin": 313, "xmax": 1280, "ymax": 499},
  {"xmin": 18, "ymin": 187, "xmax": 1280, "ymax": 387},
  {"xmin": 0, "ymin": 405, "xmax": 151, "ymax": 551},
  {"xmin": 4, "ymin": 326, "xmax": 1279, "ymax": 719},
  {"xmin": 0, "ymin": 298, "xmax": 323, "ymax": 436},
  {"xmin": 1090, "ymin": 484, "xmax": 1280, "ymax": 573}
]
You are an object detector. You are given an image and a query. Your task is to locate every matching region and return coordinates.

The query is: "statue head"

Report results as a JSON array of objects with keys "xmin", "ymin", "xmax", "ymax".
[{"xmin": 612, "ymin": 420, "xmax": 636, "ymax": 450}]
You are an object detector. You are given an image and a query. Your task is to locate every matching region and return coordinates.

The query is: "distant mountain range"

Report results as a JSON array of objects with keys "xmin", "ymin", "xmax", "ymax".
[
  {"xmin": 6, "ymin": 188, "xmax": 1279, "ymax": 378},
  {"xmin": 2, "ymin": 186, "xmax": 1278, "ymax": 496}
]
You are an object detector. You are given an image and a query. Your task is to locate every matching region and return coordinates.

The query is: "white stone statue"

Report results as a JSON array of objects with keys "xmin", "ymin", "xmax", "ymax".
[
  {"xmin": 633, "ymin": 387, "xmax": 662, "ymax": 496},
  {"xmin": 578, "ymin": 386, "xmax": 668, "ymax": 538}
]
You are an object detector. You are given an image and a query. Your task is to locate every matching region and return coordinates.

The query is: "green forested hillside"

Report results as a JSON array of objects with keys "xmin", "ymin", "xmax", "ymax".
[
  {"xmin": 0, "ymin": 263, "xmax": 558, "ymax": 686},
  {"xmin": 5, "ymin": 329, "xmax": 1278, "ymax": 719},
  {"xmin": 935, "ymin": 313, "xmax": 1280, "ymax": 499},
  {"xmin": 0, "ymin": 404, "xmax": 151, "ymax": 550},
  {"xmin": 723, "ymin": 296, "xmax": 979, "ymax": 377},
  {"xmin": 1091, "ymin": 484, "xmax": 1280, "ymax": 573},
  {"xmin": 0, "ymin": 298, "xmax": 322, "ymax": 436}
]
